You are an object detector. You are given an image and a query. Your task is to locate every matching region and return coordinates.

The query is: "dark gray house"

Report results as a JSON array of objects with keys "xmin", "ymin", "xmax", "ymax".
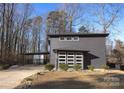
[{"xmin": 48, "ymin": 32, "xmax": 109, "ymax": 70}]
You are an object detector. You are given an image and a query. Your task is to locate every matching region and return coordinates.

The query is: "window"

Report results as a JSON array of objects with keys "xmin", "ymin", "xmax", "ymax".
[
  {"xmin": 59, "ymin": 37, "xmax": 64, "ymax": 40},
  {"xmin": 59, "ymin": 56, "xmax": 65, "ymax": 58},
  {"xmin": 68, "ymin": 56, "xmax": 73, "ymax": 58},
  {"xmin": 66, "ymin": 37, "xmax": 72, "ymax": 40},
  {"xmin": 59, "ymin": 36, "xmax": 79, "ymax": 41},
  {"xmin": 73, "ymin": 37, "xmax": 79, "ymax": 41}
]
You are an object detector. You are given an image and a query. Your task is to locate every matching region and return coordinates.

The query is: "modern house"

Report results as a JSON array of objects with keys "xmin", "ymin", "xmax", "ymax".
[{"xmin": 48, "ymin": 32, "xmax": 109, "ymax": 70}]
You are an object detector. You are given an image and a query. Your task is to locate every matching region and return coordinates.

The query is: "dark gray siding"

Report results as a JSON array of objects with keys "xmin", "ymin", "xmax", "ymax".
[{"xmin": 49, "ymin": 37, "xmax": 106, "ymax": 68}]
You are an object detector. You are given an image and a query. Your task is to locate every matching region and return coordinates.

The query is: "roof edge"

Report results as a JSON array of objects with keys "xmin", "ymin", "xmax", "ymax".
[{"xmin": 48, "ymin": 33, "xmax": 109, "ymax": 37}]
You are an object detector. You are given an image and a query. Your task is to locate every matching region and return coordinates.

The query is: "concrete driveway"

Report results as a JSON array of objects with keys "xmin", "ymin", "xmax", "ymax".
[{"xmin": 0, "ymin": 65, "xmax": 44, "ymax": 89}]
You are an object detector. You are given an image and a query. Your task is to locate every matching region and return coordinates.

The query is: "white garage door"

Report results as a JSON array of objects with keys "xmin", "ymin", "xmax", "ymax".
[{"xmin": 58, "ymin": 52, "xmax": 83, "ymax": 68}]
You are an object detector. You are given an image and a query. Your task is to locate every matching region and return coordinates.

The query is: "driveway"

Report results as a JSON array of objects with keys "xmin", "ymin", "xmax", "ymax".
[{"xmin": 0, "ymin": 65, "xmax": 44, "ymax": 89}]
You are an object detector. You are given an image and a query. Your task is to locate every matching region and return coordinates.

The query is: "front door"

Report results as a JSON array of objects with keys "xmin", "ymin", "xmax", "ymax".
[{"xmin": 58, "ymin": 51, "xmax": 83, "ymax": 69}]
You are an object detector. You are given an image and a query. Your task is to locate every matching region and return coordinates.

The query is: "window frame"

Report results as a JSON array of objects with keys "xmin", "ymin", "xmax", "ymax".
[
  {"xmin": 59, "ymin": 36, "xmax": 79, "ymax": 41},
  {"xmin": 73, "ymin": 37, "xmax": 79, "ymax": 41},
  {"xmin": 59, "ymin": 37, "xmax": 65, "ymax": 41},
  {"xmin": 66, "ymin": 37, "xmax": 72, "ymax": 41}
]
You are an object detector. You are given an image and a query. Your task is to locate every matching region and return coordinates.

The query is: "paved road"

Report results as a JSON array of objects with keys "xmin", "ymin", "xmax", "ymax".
[{"xmin": 0, "ymin": 65, "xmax": 44, "ymax": 89}]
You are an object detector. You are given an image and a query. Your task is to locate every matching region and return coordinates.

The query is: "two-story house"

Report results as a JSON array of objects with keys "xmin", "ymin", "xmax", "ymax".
[{"xmin": 48, "ymin": 32, "xmax": 109, "ymax": 70}]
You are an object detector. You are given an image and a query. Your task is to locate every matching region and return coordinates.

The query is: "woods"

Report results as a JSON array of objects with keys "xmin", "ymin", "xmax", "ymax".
[
  {"xmin": 0, "ymin": 4, "xmax": 43, "ymax": 64},
  {"xmin": 0, "ymin": 3, "xmax": 123, "ymax": 65}
]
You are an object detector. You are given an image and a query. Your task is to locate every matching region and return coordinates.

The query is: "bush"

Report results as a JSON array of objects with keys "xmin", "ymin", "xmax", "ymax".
[
  {"xmin": 74, "ymin": 64, "xmax": 81, "ymax": 71},
  {"xmin": 87, "ymin": 65, "xmax": 94, "ymax": 71},
  {"xmin": 59, "ymin": 63, "xmax": 69, "ymax": 71},
  {"xmin": 2, "ymin": 64, "xmax": 10, "ymax": 69},
  {"xmin": 45, "ymin": 63, "xmax": 54, "ymax": 71},
  {"xmin": 0, "ymin": 64, "xmax": 10, "ymax": 70},
  {"xmin": 101, "ymin": 64, "xmax": 109, "ymax": 70}
]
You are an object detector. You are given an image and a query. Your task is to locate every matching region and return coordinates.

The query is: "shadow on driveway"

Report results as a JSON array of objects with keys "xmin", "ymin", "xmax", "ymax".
[{"xmin": 19, "ymin": 77, "xmax": 95, "ymax": 89}]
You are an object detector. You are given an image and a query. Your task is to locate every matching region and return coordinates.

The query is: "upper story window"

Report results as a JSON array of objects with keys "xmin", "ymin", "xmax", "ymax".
[
  {"xmin": 73, "ymin": 37, "xmax": 79, "ymax": 41},
  {"xmin": 59, "ymin": 37, "xmax": 64, "ymax": 40},
  {"xmin": 66, "ymin": 37, "xmax": 72, "ymax": 41},
  {"xmin": 59, "ymin": 36, "xmax": 79, "ymax": 41}
]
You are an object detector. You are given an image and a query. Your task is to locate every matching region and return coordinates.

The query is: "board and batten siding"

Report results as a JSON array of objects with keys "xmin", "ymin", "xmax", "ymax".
[{"xmin": 49, "ymin": 36, "xmax": 106, "ymax": 68}]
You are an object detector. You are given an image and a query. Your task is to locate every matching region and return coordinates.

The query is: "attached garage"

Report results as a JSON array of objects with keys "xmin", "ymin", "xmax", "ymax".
[
  {"xmin": 58, "ymin": 52, "xmax": 83, "ymax": 68},
  {"xmin": 53, "ymin": 49, "xmax": 88, "ymax": 69}
]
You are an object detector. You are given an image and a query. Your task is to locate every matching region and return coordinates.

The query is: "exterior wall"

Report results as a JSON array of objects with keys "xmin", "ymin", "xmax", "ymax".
[{"xmin": 49, "ymin": 36, "xmax": 106, "ymax": 69}]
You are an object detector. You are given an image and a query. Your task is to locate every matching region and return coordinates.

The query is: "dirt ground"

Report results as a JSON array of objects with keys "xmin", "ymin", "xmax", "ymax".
[
  {"xmin": 0, "ymin": 65, "xmax": 44, "ymax": 89},
  {"xmin": 17, "ymin": 70, "xmax": 124, "ymax": 89}
]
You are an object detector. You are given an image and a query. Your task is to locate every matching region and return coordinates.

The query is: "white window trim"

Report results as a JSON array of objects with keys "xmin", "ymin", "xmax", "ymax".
[
  {"xmin": 65, "ymin": 37, "xmax": 72, "ymax": 41},
  {"xmin": 59, "ymin": 36, "xmax": 79, "ymax": 41},
  {"xmin": 59, "ymin": 37, "xmax": 65, "ymax": 41}
]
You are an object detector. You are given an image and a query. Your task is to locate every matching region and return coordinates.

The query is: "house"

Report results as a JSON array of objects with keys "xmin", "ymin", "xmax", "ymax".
[{"xmin": 48, "ymin": 32, "xmax": 109, "ymax": 70}]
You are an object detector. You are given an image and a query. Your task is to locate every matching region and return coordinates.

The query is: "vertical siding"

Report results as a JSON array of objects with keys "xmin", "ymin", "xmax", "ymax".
[{"xmin": 49, "ymin": 36, "xmax": 106, "ymax": 68}]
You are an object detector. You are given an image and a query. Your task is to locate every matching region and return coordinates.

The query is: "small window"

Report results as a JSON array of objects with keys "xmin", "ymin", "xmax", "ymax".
[
  {"xmin": 68, "ymin": 52, "xmax": 74, "ymax": 55},
  {"xmin": 59, "ymin": 37, "xmax": 64, "ymax": 40},
  {"xmin": 59, "ymin": 56, "xmax": 65, "ymax": 58},
  {"xmin": 73, "ymin": 37, "xmax": 79, "ymax": 41},
  {"xmin": 68, "ymin": 59, "xmax": 74, "ymax": 61},
  {"xmin": 66, "ymin": 37, "xmax": 72, "ymax": 40},
  {"xmin": 76, "ymin": 56, "xmax": 82, "ymax": 58},
  {"xmin": 59, "ymin": 59, "xmax": 65, "ymax": 61},
  {"xmin": 68, "ymin": 56, "xmax": 74, "ymax": 58}
]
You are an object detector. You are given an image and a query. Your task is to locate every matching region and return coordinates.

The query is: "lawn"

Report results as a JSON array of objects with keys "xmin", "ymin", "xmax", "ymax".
[{"xmin": 16, "ymin": 70, "xmax": 124, "ymax": 89}]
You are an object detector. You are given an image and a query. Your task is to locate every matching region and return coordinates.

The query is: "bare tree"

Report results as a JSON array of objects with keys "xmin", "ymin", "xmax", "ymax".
[
  {"xmin": 61, "ymin": 3, "xmax": 85, "ymax": 32},
  {"xmin": 93, "ymin": 4, "xmax": 121, "ymax": 33}
]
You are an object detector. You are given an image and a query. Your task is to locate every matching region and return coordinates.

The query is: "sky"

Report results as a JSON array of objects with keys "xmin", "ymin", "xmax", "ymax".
[{"xmin": 31, "ymin": 3, "xmax": 124, "ymax": 42}]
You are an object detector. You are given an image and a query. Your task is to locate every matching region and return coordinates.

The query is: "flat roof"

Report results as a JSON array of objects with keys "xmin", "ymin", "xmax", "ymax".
[
  {"xmin": 22, "ymin": 52, "xmax": 49, "ymax": 55},
  {"xmin": 48, "ymin": 33, "xmax": 109, "ymax": 37},
  {"xmin": 53, "ymin": 48, "xmax": 89, "ymax": 52}
]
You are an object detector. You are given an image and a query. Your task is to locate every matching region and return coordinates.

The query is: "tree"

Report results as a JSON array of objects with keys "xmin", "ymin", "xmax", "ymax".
[
  {"xmin": 111, "ymin": 40, "xmax": 124, "ymax": 64},
  {"xmin": 61, "ymin": 4, "xmax": 85, "ymax": 32},
  {"xmin": 46, "ymin": 11, "xmax": 67, "ymax": 34},
  {"xmin": 45, "ymin": 11, "xmax": 67, "ymax": 51},
  {"xmin": 93, "ymin": 4, "xmax": 121, "ymax": 33},
  {"xmin": 0, "ymin": 4, "xmax": 16, "ymax": 60},
  {"xmin": 78, "ymin": 25, "xmax": 89, "ymax": 33},
  {"xmin": 32, "ymin": 16, "xmax": 42, "ymax": 52}
]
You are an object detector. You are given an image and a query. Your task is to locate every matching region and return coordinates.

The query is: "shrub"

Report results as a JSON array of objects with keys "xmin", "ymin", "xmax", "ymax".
[
  {"xmin": 87, "ymin": 65, "xmax": 94, "ymax": 71},
  {"xmin": 59, "ymin": 63, "xmax": 69, "ymax": 71},
  {"xmin": 45, "ymin": 63, "xmax": 54, "ymax": 71},
  {"xmin": 0, "ymin": 64, "xmax": 10, "ymax": 70},
  {"xmin": 74, "ymin": 64, "xmax": 81, "ymax": 71},
  {"xmin": 101, "ymin": 64, "xmax": 109, "ymax": 70}
]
